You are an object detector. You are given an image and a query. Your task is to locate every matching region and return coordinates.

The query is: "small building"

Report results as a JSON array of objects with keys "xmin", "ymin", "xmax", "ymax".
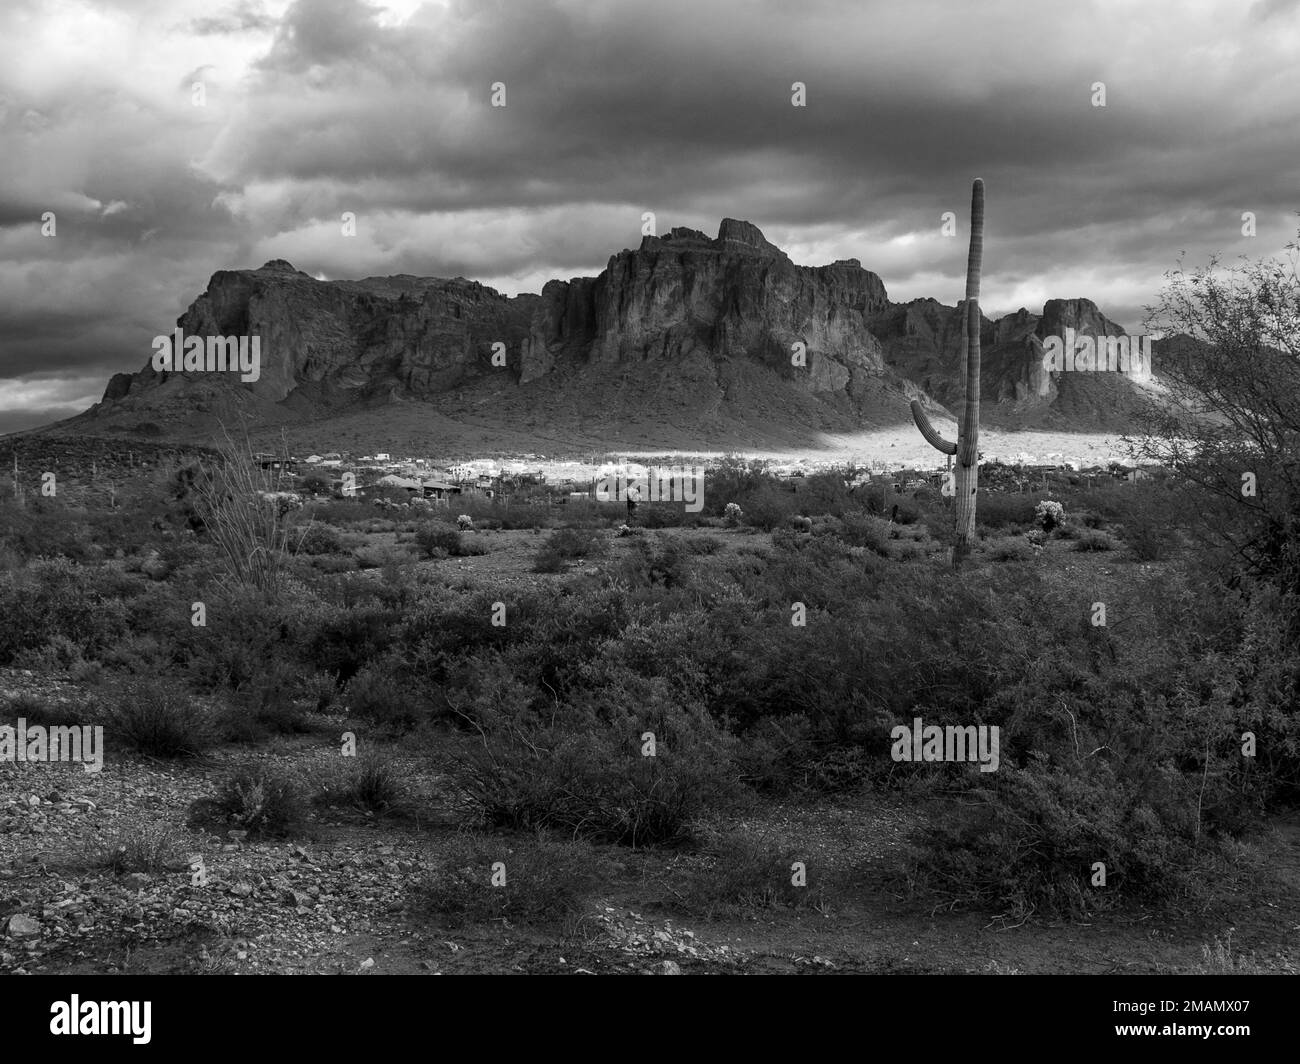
[
  {"xmin": 377, "ymin": 474, "xmax": 423, "ymax": 492},
  {"xmin": 421, "ymin": 480, "xmax": 461, "ymax": 501}
]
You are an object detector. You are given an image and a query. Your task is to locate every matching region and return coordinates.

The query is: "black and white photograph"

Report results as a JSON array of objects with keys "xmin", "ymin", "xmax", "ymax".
[{"xmin": 1, "ymin": 0, "xmax": 1297, "ymax": 1036}]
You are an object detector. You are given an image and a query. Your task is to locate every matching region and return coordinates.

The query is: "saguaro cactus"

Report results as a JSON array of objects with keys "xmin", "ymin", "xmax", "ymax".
[{"xmin": 911, "ymin": 178, "xmax": 984, "ymax": 566}]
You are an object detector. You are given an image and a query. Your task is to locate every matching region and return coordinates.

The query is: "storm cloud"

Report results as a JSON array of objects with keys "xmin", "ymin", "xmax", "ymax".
[{"xmin": 2, "ymin": 0, "xmax": 1298, "ymax": 433}]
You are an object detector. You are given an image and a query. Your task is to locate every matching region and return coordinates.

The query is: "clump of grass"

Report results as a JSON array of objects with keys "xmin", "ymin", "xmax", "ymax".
[
  {"xmin": 101, "ymin": 680, "xmax": 214, "ymax": 758},
  {"xmin": 90, "ymin": 823, "xmax": 187, "ymax": 874},
  {"xmin": 532, "ymin": 527, "xmax": 608, "ymax": 573},
  {"xmin": 664, "ymin": 827, "xmax": 834, "ymax": 917},
  {"xmin": 1194, "ymin": 932, "xmax": 1263, "ymax": 974},
  {"xmin": 415, "ymin": 523, "xmax": 486, "ymax": 559},
  {"xmin": 1073, "ymin": 529, "xmax": 1117, "ymax": 552},
  {"xmin": 411, "ymin": 832, "xmax": 600, "ymax": 926},
  {"xmin": 188, "ymin": 763, "xmax": 308, "ymax": 838},
  {"xmin": 988, "ymin": 537, "xmax": 1032, "ymax": 562},
  {"xmin": 314, "ymin": 754, "xmax": 408, "ymax": 813},
  {"xmin": 0, "ymin": 692, "xmax": 87, "ymax": 728}
]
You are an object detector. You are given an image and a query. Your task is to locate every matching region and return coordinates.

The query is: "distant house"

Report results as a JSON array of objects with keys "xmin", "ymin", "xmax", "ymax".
[
  {"xmin": 377, "ymin": 474, "xmax": 422, "ymax": 492},
  {"xmin": 304, "ymin": 454, "xmax": 324, "ymax": 464},
  {"xmin": 1127, "ymin": 465, "xmax": 1161, "ymax": 484},
  {"xmin": 421, "ymin": 480, "xmax": 461, "ymax": 501}
]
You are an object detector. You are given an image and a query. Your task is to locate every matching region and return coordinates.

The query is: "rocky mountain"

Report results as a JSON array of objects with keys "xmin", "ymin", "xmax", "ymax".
[{"xmin": 63, "ymin": 220, "xmax": 1162, "ymax": 451}]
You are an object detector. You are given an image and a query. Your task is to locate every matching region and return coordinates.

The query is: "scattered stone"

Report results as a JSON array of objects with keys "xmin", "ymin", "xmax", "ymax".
[
  {"xmin": 121, "ymin": 873, "xmax": 151, "ymax": 892},
  {"xmin": 6, "ymin": 914, "xmax": 40, "ymax": 939},
  {"xmin": 658, "ymin": 960, "xmax": 681, "ymax": 975}
]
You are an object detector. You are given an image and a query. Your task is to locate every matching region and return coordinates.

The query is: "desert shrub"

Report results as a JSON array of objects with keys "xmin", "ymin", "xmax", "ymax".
[
  {"xmin": 0, "ymin": 692, "xmax": 87, "ymax": 728},
  {"xmin": 532, "ymin": 545, "xmax": 568, "ymax": 573},
  {"xmin": 318, "ymin": 754, "xmax": 408, "ymax": 813},
  {"xmin": 612, "ymin": 534, "xmax": 693, "ymax": 589},
  {"xmin": 215, "ymin": 666, "xmax": 313, "ymax": 744},
  {"xmin": 353, "ymin": 543, "xmax": 415, "ymax": 569},
  {"xmin": 668, "ymin": 826, "xmax": 834, "ymax": 916},
  {"xmin": 412, "ymin": 832, "xmax": 600, "ymax": 925},
  {"xmin": 684, "ymin": 534, "xmax": 724, "ymax": 556},
  {"xmin": 189, "ymin": 763, "xmax": 308, "ymax": 838},
  {"xmin": 976, "ymin": 493, "xmax": 1043, "ymax": 530},
  {"xmin": 533, "ymin": 526, "xmax": 607, "ymax": 572},
  {"xmin": 344, "ymin": 661, "xmax": 432, "ymax": 731},
  {"xmin": 703, "ymin": 456, "xmax": 774, "ymax": 516},
  {"xmin": 1087, "ymin": 485, "xmax": 1182, "ymax": 562},
  {"xmin": 636, "ymin": 504, "xmax": 688, "ymax": 529},
  {"xmin": 1194, "ymin": 932, "xmax": 1263, "ymax": 974},
  {"xmin": 730, "ymin": 715, "xmax": 873, "ymax": 796},
  {"xmin": 545, "ymin": 526, "xmax": 607, "ymax": 559},
  {"xmin": 1073, "ymin": 529, "xmax": 1117, "ymax": 552},
  {"xmin": 906, "ymin": 759, "xmax": 1240, "ymax": 920},
  {"xmin": 742, "ymin": 487, "xmax": 800, "ymax": 531},
  {"xmin": 0, "ymin": 560, "xmax": 131, "ymax": 666},
  {"xmin": 171, "ymin": 586, "xmax": 301, "ymax": 693},
  {"xmin": 302, "ymin": 601, "xmax": 396, "ymax": 685},
  {"xmin": 723, "ymin": 502, "xmax": 743, "ymax": 527},
  {"xmin": 303, "ymin": 671, "xmax": 338, "ymax": 713},
  {"xmin": 792, "ymin": 468, "xmax": 865, "ymax": 518},
  {"xmin": 446, "ymin": 669, "xmax": 742, "ymax": 845},
  {"xmin": 101, "ymin": 680, "xmax": 214, "ymax": 757},
  {"xmin": 90, "ymin": 824, "xmax": 186, "ymax": 875},
  {"xmin": 988, "ymin": 537, "xmax": 1032, "ymax": 562},
  {"xmin": 309, "ymin": 553, "xmax": 359, "ymax": 573},
  {"xmin": 836, "ymin": 512, "xmax": 891, "ymax": 555},
  {"xmin": 1125, "ymin": 522, "xmax": 1171, "ymax": 562},
  {"xmin": 293, "ymin": 522, "xmax": 345, "ymax": 555},
  {"xmin": 415, "ymin": 523, "xmax": 485, "ymax": 559},
  {"xmin": 416, "ymin": 523, "xmax": 462, "ymax": 557}
]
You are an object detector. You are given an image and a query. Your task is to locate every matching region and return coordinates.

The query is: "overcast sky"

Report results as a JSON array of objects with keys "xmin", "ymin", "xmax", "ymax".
[{"xmin": 2, "ymin": 0, "xmax": 1299, "ymax": 433}]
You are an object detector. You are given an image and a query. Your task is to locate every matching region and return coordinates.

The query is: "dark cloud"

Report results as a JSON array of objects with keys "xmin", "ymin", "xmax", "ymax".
[{"xmin": 1, "ymin": 0, "xmax": 1299, "ymax": 433}]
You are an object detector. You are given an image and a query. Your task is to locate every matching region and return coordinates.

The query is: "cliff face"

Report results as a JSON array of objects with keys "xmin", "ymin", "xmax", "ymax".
[
  {"xmin": 101, "ymin": 259, "xmax": 538, "ymax": 414},
  {"xmin": 85, "ymin": 222, "xmax": 1157, "ymax": 438},
  {"xmin": 525, "ymin": 220, "xmax": 891, "ymax": 396}
]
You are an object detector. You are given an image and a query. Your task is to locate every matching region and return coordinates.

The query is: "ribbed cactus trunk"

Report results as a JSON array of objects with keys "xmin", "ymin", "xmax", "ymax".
[{"xmin": 910, "ymin": 179, "xmax": 984, "ymax": 567}]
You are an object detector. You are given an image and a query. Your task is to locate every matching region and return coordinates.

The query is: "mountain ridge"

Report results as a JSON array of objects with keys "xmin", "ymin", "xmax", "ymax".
[{"xmin": 51, "ymin": 219, "xmax": 1165, "ymax": 452}]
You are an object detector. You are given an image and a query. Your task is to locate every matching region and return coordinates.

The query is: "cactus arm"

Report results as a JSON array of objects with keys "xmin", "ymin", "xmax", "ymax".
[{"xmin": 910, "ymin": 399, "xmax": 958, "ymax": 455}]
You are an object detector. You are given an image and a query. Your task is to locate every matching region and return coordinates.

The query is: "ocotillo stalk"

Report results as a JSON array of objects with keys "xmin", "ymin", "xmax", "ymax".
[{"xmin": 910, "ymin": 178, "xmax": 984, "ymax": 566}]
